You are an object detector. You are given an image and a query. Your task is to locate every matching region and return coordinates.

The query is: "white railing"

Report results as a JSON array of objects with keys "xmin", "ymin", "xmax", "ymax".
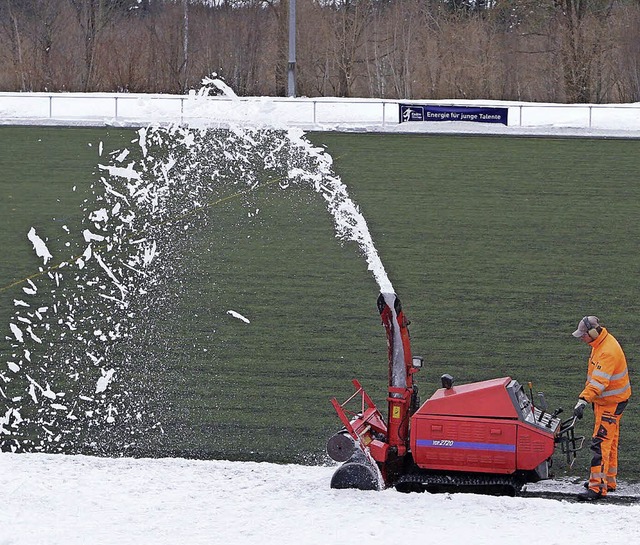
[{"xmin": 1, "ymin": 91, "xmax": 640, "ymax": 133}]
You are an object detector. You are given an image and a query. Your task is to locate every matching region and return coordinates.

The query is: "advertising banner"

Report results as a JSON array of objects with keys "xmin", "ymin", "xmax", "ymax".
[{"xmin": 400, "ymin": 104, "xmax": 508, "ymax": 125}]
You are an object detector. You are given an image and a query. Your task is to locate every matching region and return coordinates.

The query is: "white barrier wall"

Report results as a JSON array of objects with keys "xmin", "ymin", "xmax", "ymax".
[{"xmin": 1, "ymin": 91, "xmax": 639, "ymax": 134}]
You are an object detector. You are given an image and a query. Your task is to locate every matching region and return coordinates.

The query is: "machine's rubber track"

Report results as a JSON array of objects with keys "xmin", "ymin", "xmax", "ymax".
[
  {"xmin": 395, "ymin": 471, "xmax": 640, "ymax": 504},
  {"xmin": 394, "ymin": 471, "xmax": 523, "ymax": 496}
]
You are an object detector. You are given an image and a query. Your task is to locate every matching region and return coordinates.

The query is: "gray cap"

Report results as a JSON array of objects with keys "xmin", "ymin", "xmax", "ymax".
[{"xmin": 572, "ymin": 315, "xmax": 601, "ymax": 338}]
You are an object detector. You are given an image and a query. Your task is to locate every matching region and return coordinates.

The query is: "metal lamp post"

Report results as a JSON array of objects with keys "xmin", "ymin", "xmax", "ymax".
[{"xmin": 287, "ymin": 0, "xmax": 296, "ymax": 97}]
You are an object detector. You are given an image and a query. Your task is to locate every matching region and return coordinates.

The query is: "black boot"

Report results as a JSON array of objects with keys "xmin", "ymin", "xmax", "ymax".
[
  {"xmin": 583, "ymin": 481, "xmax": 616, "ymax": 492},
  {"xmin": 577, "ymin": 489, "xmax": 603, "ymax": 502}
]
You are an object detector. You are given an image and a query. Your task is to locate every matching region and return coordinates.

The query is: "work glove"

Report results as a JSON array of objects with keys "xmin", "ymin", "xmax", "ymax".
[{"xmin": 573, "ymin": 398, "xmax": 588, "ymax": 420}]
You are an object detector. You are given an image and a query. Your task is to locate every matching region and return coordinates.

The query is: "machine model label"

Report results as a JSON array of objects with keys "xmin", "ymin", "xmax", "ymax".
[
  {"xmin": 431, "ymin": 439, "xmax": 454, "ymax": 447},
  {"xmin": 417, "ymin": 439, "xmax": 516, "ymax": 452}
]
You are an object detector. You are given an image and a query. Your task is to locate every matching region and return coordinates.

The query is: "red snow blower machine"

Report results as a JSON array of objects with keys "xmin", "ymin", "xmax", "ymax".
[{"xmin": 327, "ymin": 293, "xmax": 585, "ymax": 496}]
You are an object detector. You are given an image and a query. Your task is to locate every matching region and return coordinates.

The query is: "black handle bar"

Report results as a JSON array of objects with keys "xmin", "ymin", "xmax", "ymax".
[{"xmin": 556, "ymin": 415, "xmax": 585, "ymax": 468}]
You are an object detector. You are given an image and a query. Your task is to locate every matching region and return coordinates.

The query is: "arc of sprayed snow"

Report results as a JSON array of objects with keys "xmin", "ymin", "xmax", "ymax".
[{"xmin": 286, "ymin": 136, "xmax": 394, "ymax": 294}]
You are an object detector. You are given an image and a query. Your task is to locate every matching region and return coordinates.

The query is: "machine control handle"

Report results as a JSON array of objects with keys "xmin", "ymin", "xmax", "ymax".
[{"xmin": 556, "ymin": 415, "xmax": 585, "ymax": 467}]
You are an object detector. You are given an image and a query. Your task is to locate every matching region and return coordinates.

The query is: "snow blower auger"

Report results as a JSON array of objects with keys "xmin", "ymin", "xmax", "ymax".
[{"xmin": 327, "ymin": 292, "xmax": 585, "ymax": 496}]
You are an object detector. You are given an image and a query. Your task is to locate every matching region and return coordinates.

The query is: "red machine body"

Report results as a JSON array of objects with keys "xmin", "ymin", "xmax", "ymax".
[
  {"xmin": 328, "ymin": 292, "xmax": 582, "ymax": 494},
  {"xmin": 411, "ymin": 377, "xmax": 557, "ymax": 476}
]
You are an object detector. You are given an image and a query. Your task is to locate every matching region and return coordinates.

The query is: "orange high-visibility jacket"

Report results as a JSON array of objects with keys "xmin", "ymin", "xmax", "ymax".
[{"xmin": 580, "ymin": 328, "xmax": 631, "ymax": 405}]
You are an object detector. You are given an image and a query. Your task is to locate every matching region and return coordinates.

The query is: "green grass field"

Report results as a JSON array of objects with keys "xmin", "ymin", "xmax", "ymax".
[{"xmin": 1, "ymin": 127, "xmax": 639, "ymax": 481}]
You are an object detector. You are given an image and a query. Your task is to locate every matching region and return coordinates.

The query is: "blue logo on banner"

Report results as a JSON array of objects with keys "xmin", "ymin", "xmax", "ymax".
[
  {"xmin": 400, "ymin": 106, "xmax": 424, "ymax": 122},
  {"xmin": 400, "ymin": 104, "xmax": 508, "ymax": 125}
]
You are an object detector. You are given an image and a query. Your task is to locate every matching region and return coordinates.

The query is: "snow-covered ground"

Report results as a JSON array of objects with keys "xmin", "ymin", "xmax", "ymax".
[{"xmin": 0, "ymin": 453, "xmax": 639, "ymax": 545}]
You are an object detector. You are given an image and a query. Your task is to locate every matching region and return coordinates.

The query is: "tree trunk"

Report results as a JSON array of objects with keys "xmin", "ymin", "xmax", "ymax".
[{"xmin": 6, "ymin": 0, "xmax": 27, "ymax": 90}]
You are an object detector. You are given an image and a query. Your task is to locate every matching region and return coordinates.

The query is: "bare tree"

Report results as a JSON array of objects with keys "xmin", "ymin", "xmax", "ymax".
[
  {"xmin": 67, "ymin": 0, "xmax": 136, "ymax": 91},
  {"xmin": 262, "ymin": 0, "xmax": 288, "ymax": 96},
  {"xmin": 327, "ymin": 0, "xmax": 374, "ymax": 97},
  {"xmin": 611, "ymin": 2, "xmax": 640, "ymax": 102},
  {"xmin": 549, "ymin": 0, "xmax": 615, "ymax": 102},
  {"xmin": 364, "ymin": 0, "xmax": 412, "ymax": 98},
  {"xmin": 2, "ymin": 0, "xmax": 27, "ymax": 90}
]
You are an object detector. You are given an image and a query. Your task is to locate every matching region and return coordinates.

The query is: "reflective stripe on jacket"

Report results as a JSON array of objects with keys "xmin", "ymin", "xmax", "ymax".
[{"xmin": 580, "ymin": 328, "xmax": 631, "ymax": 405}]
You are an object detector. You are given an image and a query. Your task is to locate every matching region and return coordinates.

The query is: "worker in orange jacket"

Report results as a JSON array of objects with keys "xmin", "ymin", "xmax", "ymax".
[{"xmin": 572, "ymin": 316, "xmax": 631, "ymax": 501}]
